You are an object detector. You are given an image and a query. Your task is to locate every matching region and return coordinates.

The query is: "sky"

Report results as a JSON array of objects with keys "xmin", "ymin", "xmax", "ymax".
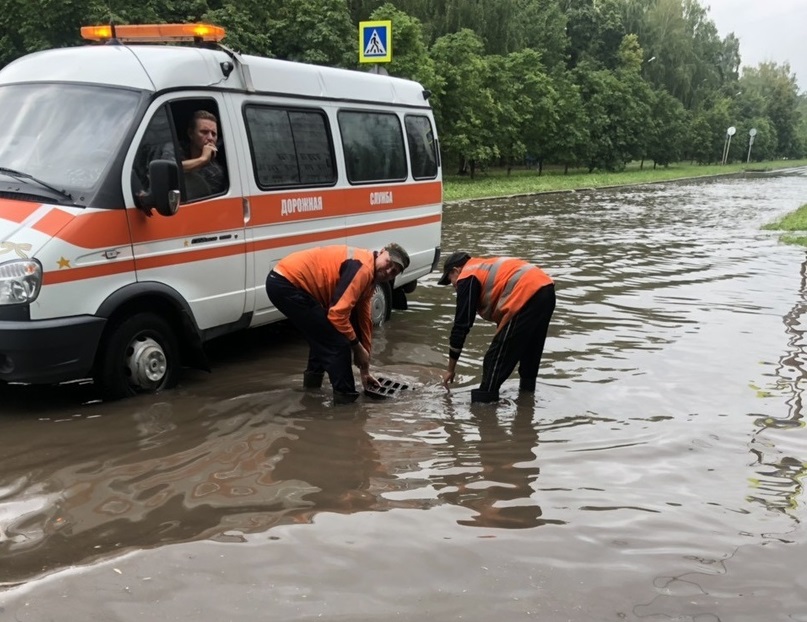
[{"xmin": 704, "ymin": 0, "xmax": 806, "ymax": 92}]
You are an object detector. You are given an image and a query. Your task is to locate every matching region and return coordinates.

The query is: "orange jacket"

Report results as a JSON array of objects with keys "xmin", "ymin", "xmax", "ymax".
[
  {"xmin": 460, "ymin": 257, "xmax": 553, "ymax": 328},
  {"xmin": 274, "ymin": 245, "xmax": 375, "ymax": 350}
]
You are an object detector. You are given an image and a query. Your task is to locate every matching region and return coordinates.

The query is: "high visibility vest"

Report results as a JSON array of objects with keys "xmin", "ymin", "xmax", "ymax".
[
  {"xmin": 275, "ymin": 245, "xmax": 375, "ymax": 348},
  {"xmin": 460, "ymin": 257, "xmax": 553, "ymax": 328}
]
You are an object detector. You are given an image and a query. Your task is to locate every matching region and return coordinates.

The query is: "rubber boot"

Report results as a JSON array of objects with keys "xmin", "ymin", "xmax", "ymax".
[
  {"xmin": 519, "ymin": 379, "xmax": 536, "ymax": 393},
  {"xmin": 333, "ymin": 390, "xmax": 360, "ymax": 405},
  {"xmin": 470, "ymin": 388, "xmax": 499, "ymax": 403},
  {"xmin": 303, "ymin": 371, "xmax": 324, "ymax": 389}
]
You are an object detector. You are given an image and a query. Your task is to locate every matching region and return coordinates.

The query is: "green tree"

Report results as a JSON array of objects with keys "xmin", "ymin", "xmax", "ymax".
[
  {"xmin": 730, "ymin": 118, "xmax": 777, "ymax": 163},
  {"xmin": 617, "ymin": 33, "xmax": 643, "ymax": 72},
  {"xmin": 512, "ymin": 0, "xmax": 569, "ymax": 70},
  {"xmin": 487, "ymin": 49, "xmax": 558, "ymax": 174},
  {"xmin": 346, "ymin": 0, "xmax": 388, "ymax": 23},
  {"xmin": 367, "ymin": 4, "xmax": 439, "ymax": 90},
  {"xmin": 575, "ymin": 60, "xmax": 652, "ymax": 171},
  {"xmin": 0, "ymin": 0, "xmax": 277, "ymax": 67},
  {"xmin": 740, "ymin": 62, "xmax": 801, "ymax": 157},
  {"xmin": 561, "ymin": 0, "xmax": 625, "ymax": 70},
  {"xmin": 542, "ymin": 75, "xmax": 589, "ymax": 173},
  {"xmin": 687, "ymin": 114, "xmax": 713, "ymax": 164},
  {"xmin": 689, "ymin": 95, "xmax": 733, "ymax": 163},
  {"xmin": 264, "ymin": 0, "xmax": 355, "ymax": 67},
  {"xmin": 1, "ymin": 0, "xmax": 95, "ymax": 67},
  {"xmin": 200, "ymin": 2, "xmax": 270, "ymax": 56},
  {"xmin": 646, "ymin": 89, "xmax": 688, "ymax": 166},
  {"xmin": 619, "ymin": 0, "xmax": 731, "ymax": 109},
  {"xmin": 795, "ymin": 95, "xmax": 807, "ymax": 159},
  {"xmin": 430, "ymin": 29, "xmax": 498, "ymax": 177}
]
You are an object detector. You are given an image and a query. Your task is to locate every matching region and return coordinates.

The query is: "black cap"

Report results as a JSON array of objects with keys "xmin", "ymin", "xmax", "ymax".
[{"xmin": 437, "ymin": 251, "xmax": 471, "ymax": 285}]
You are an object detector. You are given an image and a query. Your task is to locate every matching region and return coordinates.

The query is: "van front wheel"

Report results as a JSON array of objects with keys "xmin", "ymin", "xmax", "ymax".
[{"xmin": 95, "ymin": 312, "xmax": 181, "ymax": 399}]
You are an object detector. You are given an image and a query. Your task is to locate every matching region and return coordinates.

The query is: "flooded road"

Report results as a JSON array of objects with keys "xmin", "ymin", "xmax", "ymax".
[{"xmin": 3, "ymin": 170, "xmax": 807, "ymax": 621}]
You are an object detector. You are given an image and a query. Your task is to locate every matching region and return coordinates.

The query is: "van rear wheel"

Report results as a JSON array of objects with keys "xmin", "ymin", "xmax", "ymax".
[{"xmin": 95, "ymin": 312, "xmax": 180, "ymax": 399}]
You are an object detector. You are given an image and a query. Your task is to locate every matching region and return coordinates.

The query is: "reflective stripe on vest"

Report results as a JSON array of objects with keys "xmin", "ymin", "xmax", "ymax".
[
  {"xmin": 495, "ymin": 263, "xmax": 532, "ymax": 318},
  {"xmin": 474, "ymin": 258, "xmax": 533, "ymax": 323},
  {"xmin": 476, "ymin": 258, "xmax": 506, "ymax": 319}
]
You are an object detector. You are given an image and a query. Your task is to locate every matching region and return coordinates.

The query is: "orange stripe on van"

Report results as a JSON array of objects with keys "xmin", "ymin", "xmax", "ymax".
[
  {"xmin": 43, "ymin": 259, "xmax": 136, "ymax": 285},
  {"xmin": 43, "ymin": 210, "xmax": 132, "ymax": 247},
  {"xmin": 0, "ymin": 199, "xmax": 43, "ymax": 223},
  {"xmin": 38, "ymin": 199, "xmax": 246, "ymax": 249},
  {"xmin": 43, "ymin": 214, "xmax": 440, "ymax": 284},
  {"xmin": 127, "ymin": 198, "xmax": 245, "ymax": 244},
  {"xmin": 29, "ymin": 185, "xmax": 439, "ymax": 250},
  {"xmin": 32, "ymin": 207, "xmax": 77, "ymax": 238},
  {"xmin": 249, "ymin": 182, "xmax": 441, "ymax": 226},
  {"xmin": 249, "ymin": 214, "xmax": 442, "ymax": 253}
]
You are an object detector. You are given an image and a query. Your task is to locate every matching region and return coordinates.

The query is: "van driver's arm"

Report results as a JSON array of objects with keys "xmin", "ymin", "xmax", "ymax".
[{"xmin": 183, "ymin": 143, "xmax": 217, "ymax": 172}]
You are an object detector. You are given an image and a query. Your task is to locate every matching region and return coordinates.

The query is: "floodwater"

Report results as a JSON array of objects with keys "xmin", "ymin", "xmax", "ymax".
[{"xmin": 3, "ymin": 169, "xmax": 807, "ymax": 621}]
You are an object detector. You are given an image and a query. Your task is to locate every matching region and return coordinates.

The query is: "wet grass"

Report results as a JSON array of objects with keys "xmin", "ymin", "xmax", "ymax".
[
  {"xmin": 444, "ymin": 159, "xmax": 807, "ymax": 202},
  {"xmin": 763, "ymin": 202, "xmax": 807, "ymax": 247}
]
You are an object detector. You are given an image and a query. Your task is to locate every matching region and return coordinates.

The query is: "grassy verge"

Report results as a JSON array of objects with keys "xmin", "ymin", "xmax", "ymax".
[
  {"xmin": 763, "ymin": 202, "xmax": 807, "ymax": 247},
  {"xmin": 444, "ymin": 159, "xmax": 807, "ymax": 202}
]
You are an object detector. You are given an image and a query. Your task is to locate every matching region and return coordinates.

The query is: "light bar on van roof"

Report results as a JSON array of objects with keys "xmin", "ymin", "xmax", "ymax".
[{"xmin": 80, "ymin": 23, "xmax": 226, "ymax": 43}]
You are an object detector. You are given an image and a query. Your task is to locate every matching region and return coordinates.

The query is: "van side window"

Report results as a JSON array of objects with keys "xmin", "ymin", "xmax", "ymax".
[
  {"xmin": 132, "ymin": 106, "xmax": 177, "ymax": 201},
  {"xmin": 244, "ymin": 105, "xmax": 336, "ymax": 189},
  {"xmin": 338, "ymin": 111, "xmax": 407, "ymax": 184},
  {"xmin": 405, "ymin": 115, "xmax": 438, "ymax": 180},
  {"xmin": 132, "ymin": 101, "xmax": 229, "ymax": 207},
  {"xmin": 173, "ymin": 103, "xmax": 228, "ymax": 202}
]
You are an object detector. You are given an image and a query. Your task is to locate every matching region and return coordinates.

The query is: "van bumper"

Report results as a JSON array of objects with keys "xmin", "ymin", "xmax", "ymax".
[{"xmin": 0, "ymin": 316, "xmax": 107, "ymax": 384}]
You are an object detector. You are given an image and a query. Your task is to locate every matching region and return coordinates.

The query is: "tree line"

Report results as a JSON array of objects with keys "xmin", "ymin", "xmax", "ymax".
[{"xmin": 2, "ymin": 0, "xmax": 805, "ymax": 176}]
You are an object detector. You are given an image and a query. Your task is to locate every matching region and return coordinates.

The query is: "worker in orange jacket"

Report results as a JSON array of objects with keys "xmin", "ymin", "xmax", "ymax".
[
  {"xmin": 266, "ymin": 243, "xmax": 410, "ymax": 404},
  {"xmin": 438, "ymin": 251, "xmax": 555, "ymax": 403}
]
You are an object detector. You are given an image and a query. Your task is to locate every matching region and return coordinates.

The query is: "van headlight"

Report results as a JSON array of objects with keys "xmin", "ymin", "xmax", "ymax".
[{"xmin": 0, "ymin": 259, "xmax": 42, "ymax": 305}]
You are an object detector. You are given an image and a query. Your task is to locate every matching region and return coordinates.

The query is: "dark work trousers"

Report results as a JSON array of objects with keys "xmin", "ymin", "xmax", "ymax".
[
  {"xmin": 478, "ymin": 284, "xmax": 556, "ymax": 396},
  {"xmin": 265, "ymin": 271, "xmax": 358, "ymax": 396}
]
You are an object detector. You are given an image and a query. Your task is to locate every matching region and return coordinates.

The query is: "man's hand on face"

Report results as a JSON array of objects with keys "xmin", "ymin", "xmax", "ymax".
[{"xmin": 201, "ymin": 143, "xmax": 217, "ymax": 163}]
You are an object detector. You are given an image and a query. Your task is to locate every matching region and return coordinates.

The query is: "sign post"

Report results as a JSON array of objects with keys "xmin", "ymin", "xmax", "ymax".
[
  {"xmin": 359, "ymin": 20, "xmax": 392, "ymax": 73},
  {"xmin": 747, "ymin": 128, "xmax": 757, "ymax": 164},
  {"xmin": 722, "ymin": 126, "xmax": 736, "ymax": 165}
]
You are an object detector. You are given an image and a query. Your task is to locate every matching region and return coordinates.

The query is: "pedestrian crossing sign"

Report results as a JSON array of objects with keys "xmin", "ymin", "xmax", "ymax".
[{"xmin": 359, "ymin": 20, "xmax": 392, "ymax": 63}]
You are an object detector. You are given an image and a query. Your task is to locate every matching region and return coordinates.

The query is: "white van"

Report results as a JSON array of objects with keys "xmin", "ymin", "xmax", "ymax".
[{"xmin": 0, "ymin": 23, "xmax": 442, "ymax": 398}]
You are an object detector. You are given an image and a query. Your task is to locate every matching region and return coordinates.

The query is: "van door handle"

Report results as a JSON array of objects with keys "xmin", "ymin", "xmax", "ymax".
[{"xmin": 243, "ymin": 197, "xmax": 251, "ymax": 224}]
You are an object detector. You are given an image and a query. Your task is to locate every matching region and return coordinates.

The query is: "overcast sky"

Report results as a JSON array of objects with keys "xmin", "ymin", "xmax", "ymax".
[{"xmin": 704, "ymin": 0, "xmax": 806, "ymax": 92}]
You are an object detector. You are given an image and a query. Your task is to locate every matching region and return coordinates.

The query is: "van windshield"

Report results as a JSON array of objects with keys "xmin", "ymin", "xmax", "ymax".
[{"xmin": 0, "ymin": 83, "xmax": 140, "ymax": 203}]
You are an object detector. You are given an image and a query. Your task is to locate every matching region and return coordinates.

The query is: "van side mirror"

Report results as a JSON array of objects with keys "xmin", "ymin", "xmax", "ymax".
[{"xmin": 148, "ymin": 159, "xmax": 181, "ymax": 216}]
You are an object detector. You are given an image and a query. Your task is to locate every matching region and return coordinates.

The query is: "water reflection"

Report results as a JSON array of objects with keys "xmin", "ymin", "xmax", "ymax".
[
  {"xmin": 0, "ymin": 389, "xmax": 413, "ymax": 584},
  {"xmin": 749, "ymin": 254, "xmax": 807, "ymax": 517},
  {"xmin": 431, "ymin": 399, "xmax": 564, "ymax": 529}
]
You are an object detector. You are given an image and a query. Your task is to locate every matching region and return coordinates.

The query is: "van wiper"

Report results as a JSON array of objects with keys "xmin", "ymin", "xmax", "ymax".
[{"xmin": 0, "ymin": 166, "xmax": 74, "ymax": 202}]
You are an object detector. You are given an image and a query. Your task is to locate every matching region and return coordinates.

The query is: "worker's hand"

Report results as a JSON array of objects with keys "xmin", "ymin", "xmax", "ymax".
[
  {"xmin": 442, "ymin": 370, "xmax": 455, "ymax": 390},
  {"xmin": 360, "ymin": 368, "xmax": 379, "ymax": 391},
  {"xmin": 352, "ymin": 344, "xmax": 370, "ymax": 370},
  {"xmin": 201, "ymin": 143, "xmax": 217, "ymax": 163}
]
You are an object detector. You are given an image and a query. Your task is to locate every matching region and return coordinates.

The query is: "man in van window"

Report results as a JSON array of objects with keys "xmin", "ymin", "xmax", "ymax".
[
  {"xmin": 182, "ymin": 110, "xmax": 226, "ymax": 199},
  {"xmin": 265, "ymin": 243, "xmax": 410, "ymax": 405},
  {"xmin": 438, "ymin": 251, "xmax": 556, "ymax": 403}
]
